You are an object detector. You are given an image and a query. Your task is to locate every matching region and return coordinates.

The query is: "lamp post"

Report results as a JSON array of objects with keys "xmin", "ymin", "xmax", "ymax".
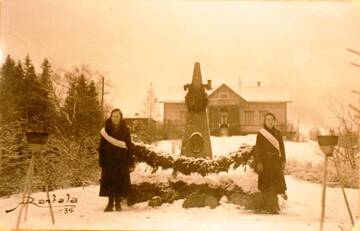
[
  {"xmin": 16, "ymin": 131, "xmax": 55, "ymax": 229},
  {"xmin": 26, "ymin": 132, "xmax": 49, "ymax": 152},
  {"xmin": 318, "ymin": 135, "xmax": 354, "ymax": 231}
]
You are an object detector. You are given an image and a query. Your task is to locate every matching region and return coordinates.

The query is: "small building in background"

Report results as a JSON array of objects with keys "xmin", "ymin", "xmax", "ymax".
[
  {"xmin": 161, "ymin": 82, "xmax": 291, "ymax": 139},
  {"xmin": 124, "ymin": 114, "xmax": 159, "ymax": 142}
]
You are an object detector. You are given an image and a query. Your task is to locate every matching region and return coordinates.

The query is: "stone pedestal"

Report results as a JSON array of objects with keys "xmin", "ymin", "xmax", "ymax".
[{"xmin": 180, "ymin": 62, "xmax": 212, "ymax": 159}]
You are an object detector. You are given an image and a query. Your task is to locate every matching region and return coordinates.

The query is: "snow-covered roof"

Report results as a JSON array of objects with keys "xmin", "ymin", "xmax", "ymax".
[
  {"xmin": 233, "ymin": 85, "xmax": 291, "ymax": 103},
  {"xmin": 160, "ymin": 83, "xmax": 291, "ymax": 103}
]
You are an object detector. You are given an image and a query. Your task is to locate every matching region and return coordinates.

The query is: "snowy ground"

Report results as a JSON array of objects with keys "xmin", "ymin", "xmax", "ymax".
[
  {"xmin": 0, "ymin": 176, "xmax": 357, "ymax": 231},
  {"xmin": 0, "ymin": 136, "xmax": 358, "ymax": 230}
]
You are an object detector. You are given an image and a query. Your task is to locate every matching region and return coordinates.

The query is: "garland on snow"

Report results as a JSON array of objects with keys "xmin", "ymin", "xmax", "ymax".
[
  {"xmin": 131, "ymin": 144, "xmax": 256, "ymax": 176},
  {"xmin": 127, "ymin": 180, "xmax": 262, "ymax": 210}
]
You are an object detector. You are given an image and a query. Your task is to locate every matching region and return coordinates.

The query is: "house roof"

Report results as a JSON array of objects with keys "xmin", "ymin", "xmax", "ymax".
[
  {"xmin": 224, "ymin": 84, "xmax": 291, "ymax": 103},
  {"xmin": 160, "ymin": 83, "xmax": 291, "ymax": 104}
]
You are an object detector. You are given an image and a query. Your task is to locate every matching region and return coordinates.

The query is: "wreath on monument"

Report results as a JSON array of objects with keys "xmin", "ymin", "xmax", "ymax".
[{"xmin": 185, "ymin": 85, "xmax": 208, "ymax": 112}]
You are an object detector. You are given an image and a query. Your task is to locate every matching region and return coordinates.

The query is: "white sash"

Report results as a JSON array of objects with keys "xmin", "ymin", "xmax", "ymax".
[
  {"xmin": 259, "ymin": 128, "xmax": 280, "ymax": 155},
  {"xmin": 100, "ymin": 127, "xmax": 127, "ymax": 149}
]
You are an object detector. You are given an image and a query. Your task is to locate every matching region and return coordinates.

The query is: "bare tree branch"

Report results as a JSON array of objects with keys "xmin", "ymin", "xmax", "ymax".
[
  {"xmin": 350, "ymin": 62, "xmax": 360, "ymax": 68},
  {"xmin": 349, "ymin": 104, "xmax": 360, "ymax": 115},
  {"xmin": 347, "ymin": 48, "xmax": 360, "ymax": 56}
]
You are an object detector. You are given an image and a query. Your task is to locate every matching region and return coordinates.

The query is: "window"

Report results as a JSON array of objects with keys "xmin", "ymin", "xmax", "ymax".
[
  {"xmin": 219, "ymin": 91, "xmax": 229, "ymax": 99},
  {"xmin": 180, "ymin": 111, "xmax": 187, "ymax": 123},
  {"xmin": 259, "ymin": 110, "xmax": 269, "ymax": 125},
  {"xmin": 220, "ymin": 112, "xmax": 229, "ymax": 125},
  {"xmin": 244, "ymin": 111, "xmax": 255, "ymax": 125}
]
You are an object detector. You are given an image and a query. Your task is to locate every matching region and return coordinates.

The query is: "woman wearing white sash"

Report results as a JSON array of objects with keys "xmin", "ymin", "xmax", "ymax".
[
  {"xmin": 98, "ymin": 108, "xmax": 135, "ymax": 212},
  {"xmin": 255, "ymin": 112, "xmax": 287, "ymax": 214}
]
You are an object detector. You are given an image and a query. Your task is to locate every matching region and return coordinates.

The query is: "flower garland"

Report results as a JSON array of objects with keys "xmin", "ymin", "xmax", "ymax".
[{"xmin": 132, "ymin": 144, "xmax": 255, "ymax": 176}]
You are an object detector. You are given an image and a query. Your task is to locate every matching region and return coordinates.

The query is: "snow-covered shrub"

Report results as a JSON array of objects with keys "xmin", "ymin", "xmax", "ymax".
[
  {"xmin": 285, "ymin": 158, "xmax": 358, "ymax": 188},
  {"xmin": 0, "ymin": 120, "xmax": 31, "ymax": 196},
  {"xmin": 0, "ymin": 126, "xmax": 100, "ymax": 196}
]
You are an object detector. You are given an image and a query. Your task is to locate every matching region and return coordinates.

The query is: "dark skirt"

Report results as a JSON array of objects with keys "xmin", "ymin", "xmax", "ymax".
[
  {"xmin": 258, "ymin": 153, "xmax": 286, "ymax": 194},
  {"xmin": 99, "ymin": 165, "xmax": 131, "ymax": 197}
]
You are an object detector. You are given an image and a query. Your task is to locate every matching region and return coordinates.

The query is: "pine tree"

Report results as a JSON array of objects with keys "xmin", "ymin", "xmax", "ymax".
[
  {"xmin": 21, "ymin": 55, "xmax": 40, "ymax": 121},
  {"xmin": 38, "ymin": 58, "xmax": 57, "ymax": 129},
  {"xmin": 0, "ymin": 55, "xmax": 17, "ymax": 121},
  {"xmin": 40, "ymin": 59, "xmax": 53, "ymax": 92},
  {"xmin": 16, "ymin": 55, "xmax": 57, "ymax": 130},
  {"xmin": 86, "ymin": 79, "xmax": 101, "ymax": 127},
  {"xmin": 63, "ymin": 74, "xmax": 101, "ymax": 137}
]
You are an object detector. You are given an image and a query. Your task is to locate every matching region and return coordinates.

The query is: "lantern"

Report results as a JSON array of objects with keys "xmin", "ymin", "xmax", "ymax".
[
  {"xmin": 317, "ymin": 135, "xmax": 338, "ymax": 156},
  {"xmin": 26, "ymin": 132, "xmax": 49, "ymax": 153}
]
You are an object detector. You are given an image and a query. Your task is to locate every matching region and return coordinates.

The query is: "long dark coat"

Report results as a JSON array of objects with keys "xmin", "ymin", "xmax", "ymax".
[
  {"xmin": 98, "ymin": 119, "xmax": 134, "ymax": 197},
  {"xmin": 255, "ymin": 126, "xmax": 287, "ymax": 194}
]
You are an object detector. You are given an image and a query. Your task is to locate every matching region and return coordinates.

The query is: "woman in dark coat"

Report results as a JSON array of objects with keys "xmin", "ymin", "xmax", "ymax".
[
  {"xmin": 98, "ymin": 108, "xmax": 135, "ymax": 212},
  {"xmin": 255, "ymin": 112, "xmax": 287, "ymax": 214}
]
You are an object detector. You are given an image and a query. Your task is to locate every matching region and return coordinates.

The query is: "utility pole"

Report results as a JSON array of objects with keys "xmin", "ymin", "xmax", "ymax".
[
  {"xmin": 238, "ymin": 76, "xmax": 242, "ymax": 92},
  {"xmin": 100, "ymin": 76, "xmax": 105, "ymax": 127},
  {"xmin": 298, "ymin": 119, "xmax": 300, "ymax": 141},
  {"xmin": 149, "ymin": 92, "xmax": 152, "ymax": 143}
]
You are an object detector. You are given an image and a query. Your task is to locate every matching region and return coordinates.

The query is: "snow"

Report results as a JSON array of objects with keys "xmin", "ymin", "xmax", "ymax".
[
  {"xmin": 0, "ymin": 177, "xmax": 357, "ymax": 231},
  {"xmin": 0, "ymin": 135, "xmax": 357, "ymax": 230}
]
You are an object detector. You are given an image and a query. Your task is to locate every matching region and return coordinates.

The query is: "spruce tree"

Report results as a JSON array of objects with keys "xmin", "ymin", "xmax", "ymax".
[
  {"xmin": 86, "ymin": 79, "xmax": 101, "ymax": 128},
  {"xmin": 63, "ymin": 74, "xmax": 101, "ymax": 137},
  {"xmin": 39, "ymin": 58, "xmax": 57, "ymax": 129},
  {"xmin": 21, "ymin": 55, "xmax": 40, "ymax": 122},
  {"xmin": 0, "ymin": 55, "xmax": 16, "ymax": 121}
]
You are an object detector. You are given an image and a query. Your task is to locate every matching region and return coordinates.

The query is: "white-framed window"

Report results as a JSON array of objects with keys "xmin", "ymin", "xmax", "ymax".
[
  {"xmin": 259, "ymin": 110, "xmax": 269, "ymax": 125},
  {"xmin": 220, "ymin": 112, "xmax": 229, "ymax": 125},
  {"xmin": 244, "ymin": 110, "xmax": 255, "ymax": 125}
]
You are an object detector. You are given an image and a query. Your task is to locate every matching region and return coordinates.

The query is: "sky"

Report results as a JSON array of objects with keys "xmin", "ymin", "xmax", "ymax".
[{"xmin": 2, "ymin": 0, "xmax": 360, "ymax": 132}]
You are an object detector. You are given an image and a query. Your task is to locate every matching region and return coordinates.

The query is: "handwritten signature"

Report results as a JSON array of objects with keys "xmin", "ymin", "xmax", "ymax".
[{"xmin": 6, "ymin": 194, "xmax": 78, "ymax": 214}]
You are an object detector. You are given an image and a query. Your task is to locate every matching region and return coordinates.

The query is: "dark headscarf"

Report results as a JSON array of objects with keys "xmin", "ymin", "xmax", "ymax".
[
  {"xmin": 105, "ymin": 108, "xmax": 127, "ymax": 135},
  {"xmin": 263, "ymin": 112, "xmax": 276, "ymax": 132}
]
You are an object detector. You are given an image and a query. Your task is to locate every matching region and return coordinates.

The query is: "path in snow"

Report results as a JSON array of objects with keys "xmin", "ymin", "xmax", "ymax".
[{"xmin": 0, "ymin": 176, "xmax": 358, "ymax": 231}]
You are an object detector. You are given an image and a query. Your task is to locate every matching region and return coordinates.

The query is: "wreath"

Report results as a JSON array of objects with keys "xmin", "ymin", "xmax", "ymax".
[{"xmin": 185, "ymin": 85, "xmax": 208, "ymax": 112}]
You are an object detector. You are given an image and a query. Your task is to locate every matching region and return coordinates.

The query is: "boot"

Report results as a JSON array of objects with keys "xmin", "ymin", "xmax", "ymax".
[
  {"xmin": 115, "ymin": 197, "xmax": 122, "ymax": 211},
  {"xmin": 104, "ymin": 196, "xmax": 114, "ymax": 212}
]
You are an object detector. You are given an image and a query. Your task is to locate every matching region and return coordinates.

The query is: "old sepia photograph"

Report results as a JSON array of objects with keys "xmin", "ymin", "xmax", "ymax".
[{"xmin": 0, "ymin": 0, "xmax": 360, "ymax": 230}]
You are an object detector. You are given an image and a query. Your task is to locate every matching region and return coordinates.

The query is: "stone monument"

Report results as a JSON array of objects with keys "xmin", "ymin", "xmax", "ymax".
[{"xmin": 180, "ymin": 62, "xmax": 212, "ymax": 159}]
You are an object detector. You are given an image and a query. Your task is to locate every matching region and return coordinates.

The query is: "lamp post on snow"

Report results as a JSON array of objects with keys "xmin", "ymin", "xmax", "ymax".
[
  {"xmin": 16, "ymin": 132, "xmax": 55, "ymax": 229},
  {"xmin": 318, "ymin": 135, "xmax": 354, "ymax": 231}
]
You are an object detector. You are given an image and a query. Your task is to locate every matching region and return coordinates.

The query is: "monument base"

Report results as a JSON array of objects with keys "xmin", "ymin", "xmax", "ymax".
[{"xmin": 180, "ymin": 111, "xmax": 212, "ymax": 159}]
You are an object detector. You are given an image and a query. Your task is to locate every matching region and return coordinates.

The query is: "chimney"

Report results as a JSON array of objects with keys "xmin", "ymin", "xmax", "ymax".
[{"xmin": 257, "ymin": 81, "xmax": 261, "ymax": 87}]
